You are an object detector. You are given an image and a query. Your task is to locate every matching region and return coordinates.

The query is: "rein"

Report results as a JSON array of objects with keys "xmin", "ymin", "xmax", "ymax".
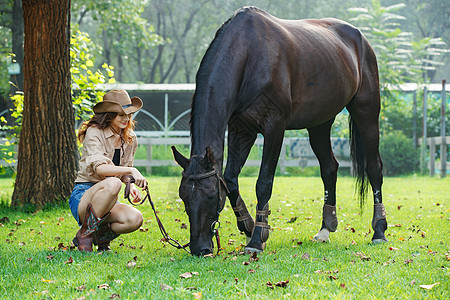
[{"xmin": 124, "ymin": 178, "xmax": 191, "ymax": 254}]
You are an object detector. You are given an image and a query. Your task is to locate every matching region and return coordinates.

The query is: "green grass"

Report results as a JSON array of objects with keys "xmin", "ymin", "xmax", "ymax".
[{"xmin": 0, "ymin": 176, "xmax": 449, "ymax": 299}]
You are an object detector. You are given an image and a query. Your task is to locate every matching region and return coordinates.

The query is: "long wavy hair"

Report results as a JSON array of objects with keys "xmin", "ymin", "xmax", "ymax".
[{"xmin": 78, "ymin": 112, "xmax": 136, "ymax": 144}]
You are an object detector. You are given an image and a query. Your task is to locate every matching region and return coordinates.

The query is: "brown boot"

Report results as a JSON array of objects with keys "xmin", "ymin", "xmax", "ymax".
[
  {"xmin": 73, "ymin": 204, "xmax": 110, "ymax": 252},
  {"xmin": 93, "ymin": 223, "xmax": 120, "ymax": 251}
]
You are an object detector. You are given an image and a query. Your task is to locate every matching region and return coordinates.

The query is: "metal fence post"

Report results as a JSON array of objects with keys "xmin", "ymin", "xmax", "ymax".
[
  {"xmin": 420, "ymin": 87, "xmax": 428, "ymax": 175},
  {"xmin": 441, "ymin": 80, "xmax": 447, "ymax": 178}
]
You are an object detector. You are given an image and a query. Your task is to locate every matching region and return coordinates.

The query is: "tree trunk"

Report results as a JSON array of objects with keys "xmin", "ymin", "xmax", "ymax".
[{"xmin": 12, "ymin": 0, "xmax": 78, "ymax": 209}]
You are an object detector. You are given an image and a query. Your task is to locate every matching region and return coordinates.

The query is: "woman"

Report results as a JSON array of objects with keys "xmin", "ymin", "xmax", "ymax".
[{"xmin": 69, "ymin": 89, "xmax": 147, "ymax": 252}]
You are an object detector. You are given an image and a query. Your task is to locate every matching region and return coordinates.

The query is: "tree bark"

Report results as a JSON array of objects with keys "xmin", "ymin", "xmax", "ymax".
[{"xmin": 12, "ymin": 0, "xmax": 78, "ymax": 209}]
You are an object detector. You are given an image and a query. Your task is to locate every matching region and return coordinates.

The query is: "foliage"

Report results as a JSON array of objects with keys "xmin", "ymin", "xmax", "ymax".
[
  {"xmin": 0, "ymin": 176, "xmax": 449, "ymax": 298},
  {"xmin": 70, "ymin": 30, "xmax": 115, "ymax": 121},
  {"xmin": 379, "ymin": 131, "xmax": 419, "ymax": 176},
  {"xmin": 348, "ymin": 1, "xmax": 448, "ymax": 137},
  {"xmin": 0, "ymin": 30, "xmax": 116, "ymax": 176}
]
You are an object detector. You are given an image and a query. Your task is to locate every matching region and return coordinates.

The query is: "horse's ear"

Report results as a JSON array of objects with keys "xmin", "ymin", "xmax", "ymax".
[
  {"xmin": 171, "ymin": 146, "xmax": 189, "ymax": 169},
  {"xmin": 205, "ymin": 147, "xmax": 216, "ymax": 165}
]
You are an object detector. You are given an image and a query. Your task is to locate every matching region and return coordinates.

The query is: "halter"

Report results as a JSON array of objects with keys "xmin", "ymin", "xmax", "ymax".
[{"xmin": 181, "ymin": 167, "xmax": 230, "ymax": 254}]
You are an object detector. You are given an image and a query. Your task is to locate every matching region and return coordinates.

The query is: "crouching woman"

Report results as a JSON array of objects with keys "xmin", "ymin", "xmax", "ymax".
[{"xmin": 69, "ymin": 89, "xmax": 147, "ymax": 252}]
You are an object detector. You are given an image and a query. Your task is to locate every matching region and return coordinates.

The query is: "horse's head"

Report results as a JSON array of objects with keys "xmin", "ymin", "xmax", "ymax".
[{"xmin": 171, "ymin": 146, "xmax": 227, "ymax": 256}]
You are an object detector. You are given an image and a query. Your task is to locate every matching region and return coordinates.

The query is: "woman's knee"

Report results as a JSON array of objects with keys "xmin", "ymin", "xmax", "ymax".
[
  {"xmin": 130, "ymin": 210, "xmax": 143, "ymax": 230},
  {"xmin": 102, "ymin": 177, "xmax": 122, "ymax": 195}
]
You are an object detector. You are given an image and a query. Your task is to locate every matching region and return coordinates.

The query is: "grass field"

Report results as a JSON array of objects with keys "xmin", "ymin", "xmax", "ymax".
[{"xmin": 0, "ymin": 176, "xmax": 449, "ymax": 299}]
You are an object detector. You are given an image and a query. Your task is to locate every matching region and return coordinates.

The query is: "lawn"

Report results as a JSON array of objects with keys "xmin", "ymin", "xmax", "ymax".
[{"xmin": 0, "ymin": 176, "xmax": 449, "ymax": 299}]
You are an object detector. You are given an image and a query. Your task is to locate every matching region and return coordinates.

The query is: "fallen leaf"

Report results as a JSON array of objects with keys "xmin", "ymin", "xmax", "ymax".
[
  {"xmin": 243, "ymin": 261, "xmax": 250, "ymax": 265},
  {"xmin": 160, "ymin": 283, "xmax": 173, "ymax": 291},
  {"xmin": 110, "ymin": 293, "xmax": 120, "ymax": 299},
  {"xmin": 248, "ymin": 269, "xmax": 256, "ymax": 273},
  {"xmin": 287, "ymin": 217, "xmax": 297, "ymax": 223},
  {"xmin": 179, "ymin": 272, "xmax": 199, "ymax": 278},
  {"xmin": 46, "ymin": 255, "xmax": 54, "ymax": 260},
  {"xmin": 389, "ymin": 247, "xmax": 399, "ymax": 251},
  {"xmin": 404, "ymin": 259, "xmax": 413, "ymax": 265},
  {"xmin": 64, "ymin": 257, "xmax": 74, "ymax": 264},
  {"xmin": 340, "ymin": 283, "xmax": 346, "ymax": 289},
  {"xmin": 98, "ymin": 283, "xmax": 110, "ymax": 290},
  {"xmin": 127, "ymin": 261, "xmax": 137, "ymax": 268},
  {"xmin": 301, "ymin": 253, "xmax": 310, "ymax": 260},
  {"xmin": 75, "ymin": 285, "xmax": 86, "ymax": 291},
  {"xmin": 420, "ymin": 282, "xmax": 439, "ymax": 290},
  {"xmin": 41, "ymin": 278, "xmax": 55, "ymax": 283},
  {"xmin": 275, "ymin": 280, "xmax": 289, "ymax": 287},
  {"xmin": 249, "ymin": 252, "xmax": 259, "ymax": 262},
  {"xmin": 180, "ymin": 223, "xmax": 188, "ymax": 229},
  {"xmin": 193, "ymin": 292, "xmax": 202, "ymax": 299},
  {"xmin": 410, "ymin": 280, "xmax": 416, "ymax": 286}
]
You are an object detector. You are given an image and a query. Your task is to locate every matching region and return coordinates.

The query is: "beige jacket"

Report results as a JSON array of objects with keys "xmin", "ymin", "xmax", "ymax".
[{"xmin": 75, "ymin": 126, "xmax": 138, "ymax": 183}]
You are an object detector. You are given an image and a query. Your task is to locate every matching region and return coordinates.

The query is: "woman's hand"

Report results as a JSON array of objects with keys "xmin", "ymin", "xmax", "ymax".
[
  {"xmin": 130, "ymin": 184, "xmax": 142, "ymax": 203},
  {"xmin": 130, "ymin": 168, "xmax": 148, "ymax": 189}
]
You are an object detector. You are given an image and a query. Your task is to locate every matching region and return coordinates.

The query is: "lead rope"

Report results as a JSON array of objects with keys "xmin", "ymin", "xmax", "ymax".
[{"xmin": 125, "ymin": 180, "xmax": 191, "ymax": 254}]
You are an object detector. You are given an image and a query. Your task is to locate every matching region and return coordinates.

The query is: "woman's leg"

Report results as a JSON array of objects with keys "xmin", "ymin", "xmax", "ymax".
[
  {"xmin": 106, "ymin": 202, "xmax": 143, "ymax": 234},
  {"xmin": 78, "ymin": 177, "xmax": 123, "ymax": 222}
]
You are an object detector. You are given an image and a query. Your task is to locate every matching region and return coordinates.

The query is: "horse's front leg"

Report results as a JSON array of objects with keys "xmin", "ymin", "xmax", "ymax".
[
  {"xmin": 224, "ymin": 122, "xmax": 257, "ymax": 243},
  {"xmin": 307, "ymin": 121, "xmax": 339, "ymax": 243},
  {"xmin": 244, "ymin": 132, "xmax": 285, "ymax": 253}
]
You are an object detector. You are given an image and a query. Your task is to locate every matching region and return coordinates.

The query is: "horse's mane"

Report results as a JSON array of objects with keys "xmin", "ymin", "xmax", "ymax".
[{"xmin": 190, "ymin": 7, "xmax": 264, "ymax": 138}]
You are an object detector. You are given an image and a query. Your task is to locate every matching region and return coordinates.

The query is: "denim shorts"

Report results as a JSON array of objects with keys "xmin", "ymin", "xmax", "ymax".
[{"xmin": 69, "ymin": 183, "xmax": 95, "ymax": 226}]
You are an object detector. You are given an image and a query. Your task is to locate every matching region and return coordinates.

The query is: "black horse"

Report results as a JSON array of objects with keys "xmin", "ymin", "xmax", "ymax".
[{"xmin": 172, "ymin": 6, "xmax": 387, "ymax": 256}]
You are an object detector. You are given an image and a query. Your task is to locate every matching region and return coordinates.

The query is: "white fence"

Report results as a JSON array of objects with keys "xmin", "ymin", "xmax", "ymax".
[{"xmin": 134, "ymin": 137, "xmax": 352, "ymax": 174}]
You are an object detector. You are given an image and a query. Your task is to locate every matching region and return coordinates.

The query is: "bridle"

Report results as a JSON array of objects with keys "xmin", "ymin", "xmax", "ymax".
[
  {"xmin": 182, "ymin": 167, "xmax": 229, "ymax": 254},
  {"xmin": 124, "ymin": 167, "xmax": 229, "ymax": 256}
]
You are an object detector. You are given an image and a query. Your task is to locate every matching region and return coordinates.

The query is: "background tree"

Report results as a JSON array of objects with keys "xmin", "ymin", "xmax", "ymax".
[{"xmin": 12, "ymin": 0, "xmax": 78, "ymax": 209}]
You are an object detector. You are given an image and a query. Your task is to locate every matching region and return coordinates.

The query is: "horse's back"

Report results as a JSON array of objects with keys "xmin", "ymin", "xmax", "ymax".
[{"xmin": 226, "ymin": 8, "xmax": 374, "ymax": 128}]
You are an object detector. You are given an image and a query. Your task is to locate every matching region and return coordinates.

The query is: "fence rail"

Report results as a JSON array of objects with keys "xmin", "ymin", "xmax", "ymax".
[
  {"xmin": 1, "ymin": 136, "xmax": 353, "ymax": 174},
  {"xmin": 134, "ymin": 137, "xmax": 352, "ymax": 174},
  {"xmin": 418, "ymin": 136, "xmax": 449, "ymax": 177}
]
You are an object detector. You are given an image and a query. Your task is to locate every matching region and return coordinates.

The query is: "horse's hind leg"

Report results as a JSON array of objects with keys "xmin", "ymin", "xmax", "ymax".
[
  {"xmin": 347, "ymin": 92, "xmax": 387, "ymax": 244},
  {"xmin": 307, "ymin": 119, "xmax": 339, "ymax": 243},
  {"xmin": 224, "ymin": 120, "xmax": 257, "ymax": 242}
]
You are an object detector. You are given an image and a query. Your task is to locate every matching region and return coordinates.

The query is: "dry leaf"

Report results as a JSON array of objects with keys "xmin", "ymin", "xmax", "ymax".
[
  {"xmin": 64, "ymin": 257, "xmax": 74, "ymax": 264},
  {"xmin": 180, "ymin": 272, "xmax": 195, "ymax": 279},
  {"xmin": 248, "ymin": 269, "xmax": 256, "ymax": 273},
  {"xmin": 410, "ymin": 280, "xmax": 416, "ymax": 286},
  {"xmin": 127, "ymin": 261, "xmax": 137, "ymax": 268},
  {"xmin": 110, "ymin": 293, "xmax": 120, "ymax": 299},
  {"xmin": 160, "ymin": 283, "xmax": 173, "ymax": 291},
  {"xmin": 301, "ymin": 253, "xmax": 310, "ymax": 260},
  {"xmin": 193, "ymin": 292, "xmax": 202, "ymax": 299},
  {"xmin": 420, "ymin": 282, "xmax": 439, "ymax": 290},
  {"xmin": 75, "ymin": 285, "xmax": 86, "ymax": 291},
  {"xmin": 98, "ymin": 283, "xmax": 110, "ymax": 290},
  {"xmin": 41, "ymin": 278, "xmax": 55, "ymax": 283}
]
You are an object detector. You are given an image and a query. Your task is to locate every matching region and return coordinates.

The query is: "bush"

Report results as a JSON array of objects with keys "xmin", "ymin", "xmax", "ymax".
[{"xmin": 379, "ymin": 131, "xmax": 419, "ymax": 176}]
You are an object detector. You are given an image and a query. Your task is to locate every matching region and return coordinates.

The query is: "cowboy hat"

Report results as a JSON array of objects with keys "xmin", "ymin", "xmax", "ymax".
[{"xmin": 93, "ymin": 89, "xmax": 143, "ymax": 115}]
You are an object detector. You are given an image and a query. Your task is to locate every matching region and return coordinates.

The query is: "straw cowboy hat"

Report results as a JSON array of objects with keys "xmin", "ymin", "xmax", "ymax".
[{"xmin": 93, "ymin": 89, "xmax": 143, "ymax": 115}]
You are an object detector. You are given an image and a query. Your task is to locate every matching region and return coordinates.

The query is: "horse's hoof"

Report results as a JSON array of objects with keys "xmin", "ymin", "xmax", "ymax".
[
  {"xmin": 371, "ymin": 238, "xmax": 388, "ymax": 245},
  {"xmin": 244, "ymin": 247, "xmax": 263, "ymax": 253},
  {"xmin": 244, "ymin": 242, "xmax": 265, "ymax": 253},
  {"xmin": 313, "ymin": 228, "xmax": 330, "ymax": 243}
]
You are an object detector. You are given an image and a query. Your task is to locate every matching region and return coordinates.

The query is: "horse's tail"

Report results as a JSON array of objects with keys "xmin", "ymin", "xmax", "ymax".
[{"xmin": 349, "ymin": 114, "xmax": 368, "ymax": 209}]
